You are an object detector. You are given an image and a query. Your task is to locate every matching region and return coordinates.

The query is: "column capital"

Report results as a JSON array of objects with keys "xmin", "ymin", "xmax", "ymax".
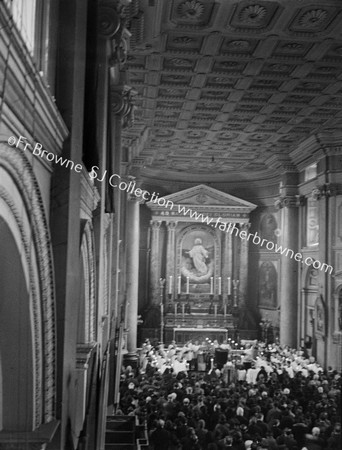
[
  {"xmin": 98, "ymin": 3, "xmax": 121, "ymax": 39},
  {"xmin": 239, "ymin": 222, "xmax": 251, "ymax": 232},
  {"xmin": 166, "ymin": 221, "xmax": 178, "ymax": 230},
  {"xmin": 311, "ymin": 183, "xmax": 339, "ymax": 200},
  {"xmin": 110, "ymin": 86, "xmax": 137, "ymax": 123},
  {"xmin": 275, "ymin": 195, "xmax": 305, "ymax": 210},
  {"xmin": 150, "ymin": 219, "xmax": 162, "ymax": 229},
  {"xmin": 127, "ymin": 192, "xmax": 145, "ymax": 204}
]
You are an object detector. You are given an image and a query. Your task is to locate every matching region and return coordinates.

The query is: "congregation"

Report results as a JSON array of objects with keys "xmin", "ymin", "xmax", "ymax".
[{"xmin": 118, "ymin": 340, "xmax": 341, "ymax": 450}]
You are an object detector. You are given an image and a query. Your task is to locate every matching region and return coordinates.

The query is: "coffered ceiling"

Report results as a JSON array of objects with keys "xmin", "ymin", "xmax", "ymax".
[{"xmin": 123, "ymin": 0, "xmax": 342, "ymax": 194}]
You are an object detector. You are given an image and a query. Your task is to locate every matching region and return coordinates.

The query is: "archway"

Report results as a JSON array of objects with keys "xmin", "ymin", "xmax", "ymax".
[
  {"xmin": 0, "ymin": 143, "xmax": 56, "ymax": 430},
  {"xmin": 0, "ymin": 218, "xmax": 33, "ymax": 431}
]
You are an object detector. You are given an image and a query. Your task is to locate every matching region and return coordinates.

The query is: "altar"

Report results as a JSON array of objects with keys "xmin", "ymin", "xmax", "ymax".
[
  {"xmin": 144, "ymin": 185, "xmax": 257, "ymax": 345},
  {"xmin": 172, "ymin": 327, "xmax": 228, "ymax": 345}
]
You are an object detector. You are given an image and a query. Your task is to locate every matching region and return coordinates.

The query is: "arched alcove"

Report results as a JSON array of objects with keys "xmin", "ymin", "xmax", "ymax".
[{"xmin": 0, "ymin": 217, "xmax": 33, "ymax": 431}]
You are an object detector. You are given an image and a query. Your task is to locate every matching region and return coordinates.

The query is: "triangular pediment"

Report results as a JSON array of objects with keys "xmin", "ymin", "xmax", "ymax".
[{"xmin": 155, "ymin": 184, "xmax": 256, "ymax": 209}]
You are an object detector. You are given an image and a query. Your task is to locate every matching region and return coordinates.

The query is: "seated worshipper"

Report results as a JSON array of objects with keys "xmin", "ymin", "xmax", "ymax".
[
  {"xmin": 304, "ymin": 426, "xmax": 325, "ymax": 450},
  {"xmin": 180, "ymin": 427, "xmax": 201, "ymax": 450},
  {"xmin": 195, "ymin": 419, "xmax": 209, "ymax": 449},
  {"xmin": 327, "ymin": 423, "xmax": 341, "ymax": 449},
  {"xmin": 276, "ymin": 427, "xmax": 297, "ymax": 450},
  {"xmin": 150, "ymin": 419, "xmax": 171, "ymax": 450},
  {"xmin": 217, "ymin": 434, "xmax": 234, "ymax": 449}
]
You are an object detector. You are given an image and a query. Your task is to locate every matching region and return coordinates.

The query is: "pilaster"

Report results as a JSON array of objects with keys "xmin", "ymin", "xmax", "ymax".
[
  {"xmin": 125, "ymin": 194, "xmax": 143, "ymax": 353},
  {"xmin": 239, "ymin": 223, "xmax": 251, "ymax": 309},
  {"xmin": 166, "ymin": 221, "xmax": 177, "ymax": 297},
  {"xmin": 149, "ymin": 220, "xmax": 162, "ymax": 305}
]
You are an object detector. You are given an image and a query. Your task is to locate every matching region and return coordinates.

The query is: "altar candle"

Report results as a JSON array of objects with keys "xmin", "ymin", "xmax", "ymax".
[
  {"xmin": 210, "ymin": 277, "xmax": 213, "ymax": 294},
  {"xmin": 227, "ymin": 277, "xmax": 231, "ymax": 295},
  {"xmin": 178, "ymin": 276, "xmax": 181, "ymax": 294},
  {"xmin": 186, "ymin": 277, "xmax": 189, "ymax": 294},
  {"xmin": 218, "ymin": 277, "xmax": 221, "ymax": 295},
  {"xmin": 169, "ymin": 276, "xmax": 172, "ymax": 294}
]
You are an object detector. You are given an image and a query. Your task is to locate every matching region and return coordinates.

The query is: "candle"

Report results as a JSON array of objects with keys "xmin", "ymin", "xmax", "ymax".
[
  {"xmin": 186, "ymin": 277, "xmax": 189, "ymax": 294},
  {"xmin": 218, "ymin": 277, "xmax": 221, "ymax": 295},
  {"xmin": 227, "ymin": 277, "xmax": 231, "ymax": 295},
  {"xmin": 169, "ymin": 276, "xmax": 172, "ymax": 294},
  {"xmin": 178, "ymin": 276, "xmax": 181, "ymax": 294},
  {"xmin": 210, "ymin": 277, "xmax": 213, "ymax": 294}
]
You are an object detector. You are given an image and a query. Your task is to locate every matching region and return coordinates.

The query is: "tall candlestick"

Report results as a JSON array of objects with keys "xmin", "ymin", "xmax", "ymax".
[
  {"xmin": 186, "ymin": 277, "xmax": 189, "ymax": 294},
  {"xmin": 169, "ymin": 276, "xmax": 172, "ymax": 294},
  {"xmin": 178, "ymin": 276, "xmax": 181, "ymax": 294},
  {"xmin": 227, "ymin": 277, "xmax": 231, "ymax": 295},
  {"xmin": 218, "ymin": 277, "xmax": 221, "ymax": 295},
  {"xmin": 210, "ymin": 277, "xmax": 213, "ymax": 295}
]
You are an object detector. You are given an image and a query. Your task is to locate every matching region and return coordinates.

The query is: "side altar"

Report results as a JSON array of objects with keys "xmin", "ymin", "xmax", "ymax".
[{"xmin": 143, "ymin": 185, "xmax": 257, "ymax": 345}]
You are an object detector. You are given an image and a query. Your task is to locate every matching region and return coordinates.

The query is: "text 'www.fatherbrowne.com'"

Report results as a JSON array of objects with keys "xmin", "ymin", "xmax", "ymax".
[{"xmin": 7, "ymin": 134, "xmax": 333, "ymax": 275}]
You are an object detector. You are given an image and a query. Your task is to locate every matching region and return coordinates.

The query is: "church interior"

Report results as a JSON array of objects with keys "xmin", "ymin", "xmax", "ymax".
[{"xmin": 0, "ymin": 0, "xmax": 341, "ymax": 449}]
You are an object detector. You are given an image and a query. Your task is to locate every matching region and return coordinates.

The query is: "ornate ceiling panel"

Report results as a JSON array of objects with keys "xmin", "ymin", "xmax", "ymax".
[{"xmin": 122, "ymin": 0, "xmax": 342, "ymax": 188}]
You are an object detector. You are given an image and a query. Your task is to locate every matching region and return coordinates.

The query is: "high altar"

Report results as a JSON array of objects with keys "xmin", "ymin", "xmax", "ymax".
[{"xmin": 145, "ymin": 185, "xmax": 257, "ymax": 345}]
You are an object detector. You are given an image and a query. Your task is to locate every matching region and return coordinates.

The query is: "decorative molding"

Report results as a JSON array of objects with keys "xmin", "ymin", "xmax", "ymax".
[
  {"xmin": 76, "ymin": 343, "xmax": 97, "ymax": 370},
  {"xmin": 80, "ymin": 221, "xmax": 97, "ymax": 343},
  {"xmin": 178, "ymin": 1, "xmax": 205, "ymax": 20},
  {"xmin": 80, "ymin": 172, "xmax": 100, "ymax": 220},
  {"xmin": 150, "ymin": 219, "xmax": 162, "ymax": 229}
]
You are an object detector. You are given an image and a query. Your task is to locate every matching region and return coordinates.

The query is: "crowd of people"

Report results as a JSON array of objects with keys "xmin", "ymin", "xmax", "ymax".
[{"xmin": 118, "ymin": 339, "xmax": 341, "ymax": 449}]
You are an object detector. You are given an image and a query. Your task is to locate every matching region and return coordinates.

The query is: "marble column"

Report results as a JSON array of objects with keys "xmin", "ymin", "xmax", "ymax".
[
  {"xmin": 222, "ymin": 228, "xmax": 233, "ymax": 285},
  {"xmin": 149, "ymin": 220, "xmax": 162, "ymax": 305},
  {"xmin": 166, "ymin": 221, "xmax": 177, "ymax": 298},
  {"xmin": 233, "ymin": 224, "xmax": 240, "ymax": 281},
  {"xmin": 239, "ymin": 223, "xmax": 251, "ymax": 309},
  {"xmin": 125, "ymin": 194, "xmax": 141, "ymax": 354},
  {"xmin": 278, "ymin": 196, "xmax": 299, "ymax": 348}
]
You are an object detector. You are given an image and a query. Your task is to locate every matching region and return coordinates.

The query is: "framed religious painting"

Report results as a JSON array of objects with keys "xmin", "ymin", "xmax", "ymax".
[
  {"xmin": 315, "ymin": 295, "xmax": 326, "ymax": 337},
  {"xmin": 176, "ymin": 224, "xmax": 220, "ymax": 297},
  {"xmin": 258, "ymin": 260, "xmax": 278, "ymax": 309}
]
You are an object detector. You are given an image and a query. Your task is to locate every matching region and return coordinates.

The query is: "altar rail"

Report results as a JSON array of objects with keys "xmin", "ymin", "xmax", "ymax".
[{"xmin": 169, "ymin": 327, "xmax": 228, "ymax": 345}]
